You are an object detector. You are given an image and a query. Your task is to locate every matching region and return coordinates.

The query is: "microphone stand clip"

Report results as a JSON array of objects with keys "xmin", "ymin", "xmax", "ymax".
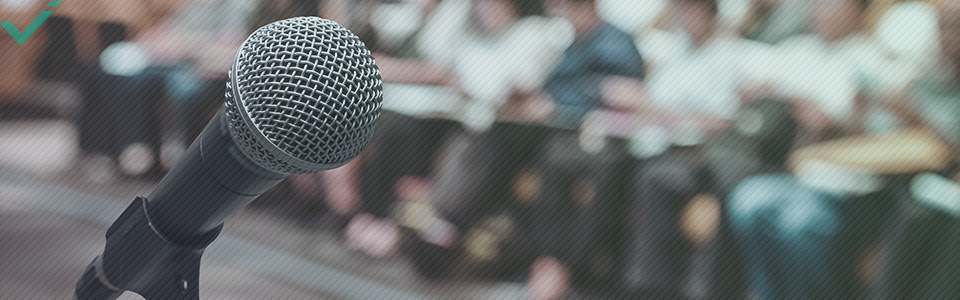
[{"xmin": 75, "ymin": 197, "xmax": 223, "ymax": 300}]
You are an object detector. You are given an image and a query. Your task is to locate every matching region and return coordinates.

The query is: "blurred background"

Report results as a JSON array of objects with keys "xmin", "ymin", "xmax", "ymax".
[{"xmin": 3, "ymin": 0, "xmax": 960, "ymax": 299}]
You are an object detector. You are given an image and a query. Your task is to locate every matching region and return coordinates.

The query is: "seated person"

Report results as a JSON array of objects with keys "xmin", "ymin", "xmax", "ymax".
[
  {"xmin": 541, "ymin": 0, "xmax": 645, "ymax": 128},
  {"xmin": 524, "ymin": 0, "xmax": 646, "ymax": 298},
  {"xmin": 728, "ymin": 1, "xmax": 958, "ymax": 298},
  {"xmin": 299, "ymin": 0, "xmax": 574, "ymax": 258}
]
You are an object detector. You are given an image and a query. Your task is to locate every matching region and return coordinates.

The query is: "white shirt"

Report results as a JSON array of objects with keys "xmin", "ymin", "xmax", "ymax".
[
  {"xmin": 762, "ymin": 34, "xmax": 876, "ymax": 121},
  {"xmin": 643, "ymin": 30, "xmax": 774, "ymax": 120},
  {"xmin": 416, "ymin": 0, "xmax": 574, "ymax": 130},
  {"xmin": 762, "ymin": 33, "xmax": 931, "ymax": 123}
]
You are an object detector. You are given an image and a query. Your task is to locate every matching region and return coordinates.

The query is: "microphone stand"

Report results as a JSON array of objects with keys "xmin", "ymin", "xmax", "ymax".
[{"xmin": 74, "ymin": 197, "xmax": 222, "ymax": 300}]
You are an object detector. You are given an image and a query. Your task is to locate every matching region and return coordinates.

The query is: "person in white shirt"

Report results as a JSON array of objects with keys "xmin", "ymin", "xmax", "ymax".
[
  {"xmin": 330, "ymin": 0, "xmax": 575, "ymax": 261},
  {"xmin": 417, "ymin": 0, "xmax": 574, "ymax": 130},
  {"xmin": 725, "ymin": 0, "xmax": 927, "ymax": 299}
]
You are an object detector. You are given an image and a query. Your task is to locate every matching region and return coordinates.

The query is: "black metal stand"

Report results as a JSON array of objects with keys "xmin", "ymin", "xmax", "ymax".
[{"xmin": 75, "ymin": 197, "xmax": 222, "ymax": 300}]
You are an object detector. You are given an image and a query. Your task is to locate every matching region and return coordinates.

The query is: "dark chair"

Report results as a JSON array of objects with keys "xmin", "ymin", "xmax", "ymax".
[
  {"xmin": 521, "ymin": 129, "xmax": 614, "ymax": 287},
  {"xmin": 865, "ymin": 172, "xmax": 960, "ymax": 300},
  {"xmin": 403, "ymin": 121, "xmax": 556, "ymax": 280},
  {"xmin": 359, "ymin": 112, "xmax": 463, "ymax": 219},
  {"xmin": 703, "ymin": 99, "xmax": 799, "ymax": 299},
  {"xmin": 97, "ymin": 22, "xmax": 128, "ymax": 49},
  {"xmin": 37, "ymin": 16, "xmax": 80, "ymax": 81}
]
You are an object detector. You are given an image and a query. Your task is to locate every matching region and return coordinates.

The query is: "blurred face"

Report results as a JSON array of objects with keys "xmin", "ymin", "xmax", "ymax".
[
  {"xmin": 473, "ymin": 0, "xmax": 518, "ymax": 34},
  {"xmin": 810, "ymin": 0, "xmax": 863, "ymax": 41},
  {"xmin": 665, "ymin": 2, "xmax": 715, "ymax": 42},
  {"xmin": 546, "ymin": 0, "xmax": 592, "ymax": 24}
]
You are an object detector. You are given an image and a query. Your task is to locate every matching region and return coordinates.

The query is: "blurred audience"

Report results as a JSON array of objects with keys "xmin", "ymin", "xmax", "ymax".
[
  {"xmin": 541, "ymin": 0, "xmax": 645, "ymax": 128},
  {"xmin": 741, "ymin": 0, "xmax": 812, "ymax": 44},
  {"xmin": 727, "ymin": 1, "xmax": 958, "ymax": 299},
  {"xmin": 7, "ymin": 0, "xmax": 960, "ymax": 299},
  {"xmin": 525, "ymin": 0, "xmax": 646, "ymax": 298},
  {"xmin": 644, "ymin": 0, "xmax": 767, "ymax": 133},
  {"xmin": 303, "ymin": 0, "xmax": 575, "ymax": 259},
  {"xmin": 912, "ymin": 0, "xmax": 960, "ymax": 148}
]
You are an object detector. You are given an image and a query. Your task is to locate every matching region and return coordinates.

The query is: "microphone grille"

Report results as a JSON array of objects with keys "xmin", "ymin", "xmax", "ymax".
[{"xmin": 225, "ymin": 17, "xmax": 382, "ymax": 174}]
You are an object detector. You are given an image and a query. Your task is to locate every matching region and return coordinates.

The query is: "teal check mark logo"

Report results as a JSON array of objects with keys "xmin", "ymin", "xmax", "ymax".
[{"xmin": 1, "ymin": 1, "xmax": 61, "ymax": 45}]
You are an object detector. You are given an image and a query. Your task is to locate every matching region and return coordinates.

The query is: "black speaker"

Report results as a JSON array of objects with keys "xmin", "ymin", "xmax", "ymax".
[
  {"xmin": 97, "ymin": 22, "xmax": 128, "ymax": 49},
  {"xmin": 37, "ymin": 16, "xmax": 80, "ymax": 80}
]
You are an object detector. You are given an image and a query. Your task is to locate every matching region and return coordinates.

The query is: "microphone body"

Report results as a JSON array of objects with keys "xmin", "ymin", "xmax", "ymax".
[
  {"xmin": 75, "ymin": 106, "xmax": 290, "ymax": 300},
  {"xmin": 76, "ymin": 16, "xmax": 382, "ymax": 300},
  {"xmin": 147, "ymin": 105, "xmax": 285, "ymax": 239}
]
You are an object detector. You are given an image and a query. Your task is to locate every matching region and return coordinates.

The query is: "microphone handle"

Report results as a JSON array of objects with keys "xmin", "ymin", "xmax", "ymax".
[
  {"xmin": 148, "ymin": 106, "xmax": 286, "ymax": 241},
  {"xmin": 75, "ymin": 106, "xmax": 288, "ymax": 300}
]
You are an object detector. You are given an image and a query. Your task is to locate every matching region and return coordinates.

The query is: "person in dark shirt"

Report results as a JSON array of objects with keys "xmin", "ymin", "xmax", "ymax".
[
  {"xmin": 527, "ymin": 1, "xmax": 645, "ymax": 299},
  {"xmin": 543, "ymin": 0, "xmax": 645, "ymax": 128}
]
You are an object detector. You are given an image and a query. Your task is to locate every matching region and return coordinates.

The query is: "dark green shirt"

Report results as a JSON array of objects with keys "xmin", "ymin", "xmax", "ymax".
[
  {"xmin": 911, "ymin": 77, "xmax": 960, "ymax": 145},
  {"xmin": 545, "ymin": 22, "xmax": 645, "ymax": 127}
]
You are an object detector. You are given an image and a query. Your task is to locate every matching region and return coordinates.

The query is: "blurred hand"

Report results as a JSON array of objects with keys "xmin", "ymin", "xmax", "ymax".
[
  {"xmin": 497, "ymin": 89, "xmax": 555, "ymax": 123},
  {"xmin": 289, "ymin": 171, "xmax": 361, "ymax": 216},
  {"xmin": 600, "ymin": 76, "xmax": 649, "ymax": 112},
  {"xmin": 737, "ymin": 82, "xmax": 776, "ymax": 103},
  {"xmin": 373, "ymin": 54, "xmax": 458, "ymax": 86},
  {"xmin": 527, "ymin": 257, "xmax": 571, "ymax": 300},
  {"xmin": 520, "ymin": 92, "xmax": 556, "ymax": 122},
  {"xmin": 344, "ymin": 213, "xmax": 400, "ymax": 258},
  {"xmin": 791, "ymin": 98, "xmax": 835, "ymax": 132},
  {"xmin": 289, "ymin": 174, "xmax": 324, "ymax": 199},
  {"xmin": 319, "ymin": 160, "xmax": 363, "ymax": 216},
  {"xmin": 738, "ymin": 83, "xmax": 836, "ymax": 131},
  {"xmin": 394, "ymin": 176, "xmax": 433, "ymax": 203}
]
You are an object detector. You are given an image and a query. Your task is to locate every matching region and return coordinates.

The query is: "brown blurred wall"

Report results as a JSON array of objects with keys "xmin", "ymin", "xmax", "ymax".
[{"xmin": 0, "ymin": 0, "xmax": 186, "ymax": 101}]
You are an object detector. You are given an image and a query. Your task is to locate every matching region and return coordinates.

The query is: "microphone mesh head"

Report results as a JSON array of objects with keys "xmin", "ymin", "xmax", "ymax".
[{"xmin": 225, "ymin": 17, "xmax": 382, "ymax": 174}]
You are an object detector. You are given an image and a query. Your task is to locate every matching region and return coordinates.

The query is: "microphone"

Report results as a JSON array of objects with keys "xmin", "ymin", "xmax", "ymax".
[{"xmin": 75, "ymin": 17, "xmax": 382, "ymax": 300}]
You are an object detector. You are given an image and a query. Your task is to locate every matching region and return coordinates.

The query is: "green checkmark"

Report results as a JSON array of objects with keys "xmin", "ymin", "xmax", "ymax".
[{"xmin": 1, "ymin": 11, "xmax": 53, "ymax": 45}]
